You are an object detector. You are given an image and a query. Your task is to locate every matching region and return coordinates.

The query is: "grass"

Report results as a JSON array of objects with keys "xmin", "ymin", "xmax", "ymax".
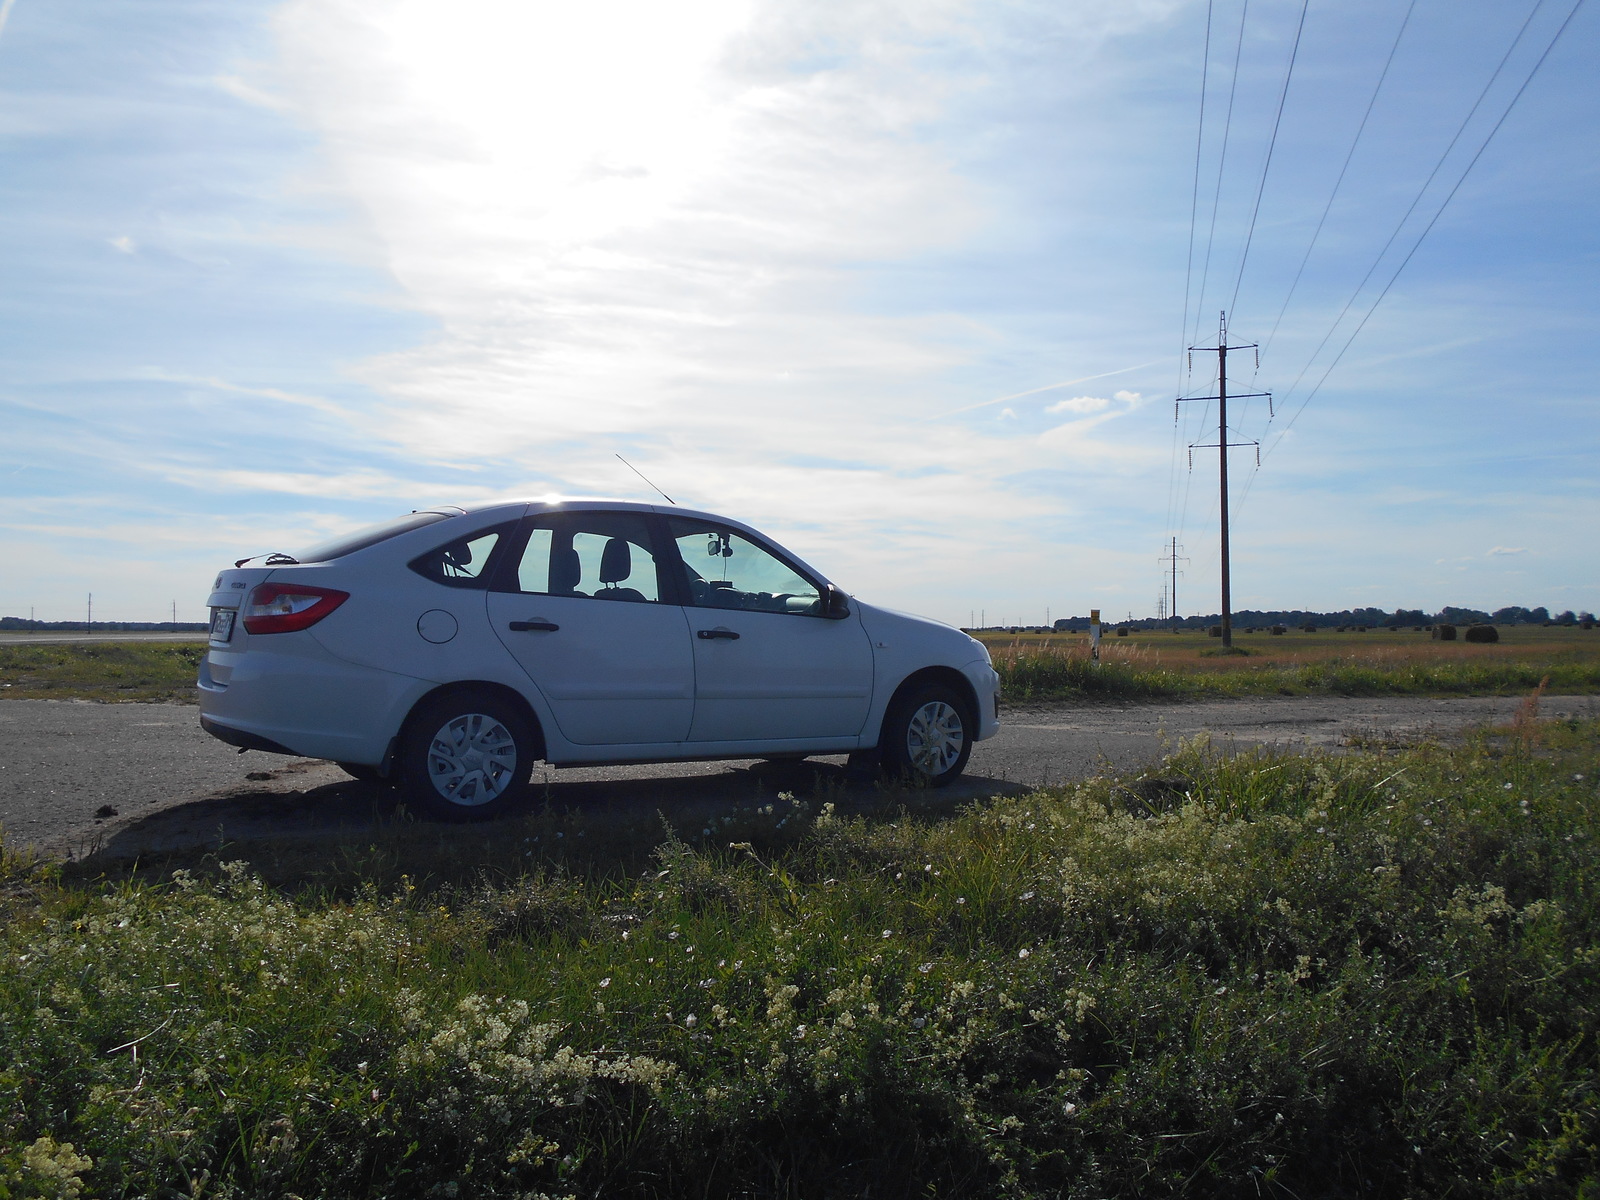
[
  {"xmin": 6, "ymin": 628, "xmax": 1599, "ymax": 709},
  {"xmin": 1, "ymin": 709, "xmax": 1597, "ymax": 1197},
  {"xmin": 0, "ymin": 641, "xmax": 205, "ymax": 703},
  {"xmin": 982, "ymin": 625, "xmax": 1600, "ymax": 702}
]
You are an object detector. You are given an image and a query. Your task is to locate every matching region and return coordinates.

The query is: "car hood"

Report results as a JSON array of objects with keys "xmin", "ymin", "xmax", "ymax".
[{"xmin": 854, "ymin": 599, "xmax": 990, "ymax": 665}]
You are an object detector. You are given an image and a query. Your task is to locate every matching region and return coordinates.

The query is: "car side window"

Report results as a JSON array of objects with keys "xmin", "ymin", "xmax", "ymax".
[
  {"xmin": 503, "ymin": 513, "xmax": 665, "ymax": 603},
  {"xmin": 666, "ymin": 518, "xmax": 822, "ymax": 616},
  {"xmin": 408, "ymin": 526, "xmax": 509, "ymax": 589}
]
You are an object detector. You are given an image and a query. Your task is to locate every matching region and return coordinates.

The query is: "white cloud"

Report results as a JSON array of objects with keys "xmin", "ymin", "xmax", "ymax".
[
  {"xmin": 227, "ymin": 0, "xmax": 1188, "ymax": 591},
  {"xmin": 1045, "ymin": 389, "xmax": 1144, "ymax": 416},
  {"xmin": 1487, "ymin": 546, "xmax": 1528, "ymax": 557},
  {"xmin": 108, "ymin": 235, "xmax": 136, "ymax": 254},
  {"xmin": 251, "ymin": 0, "xmax": 1008, "ymax": 488},
  {"xmin": 1046, "ymin": 394, "xmax": 1110, "ymax": 415}
]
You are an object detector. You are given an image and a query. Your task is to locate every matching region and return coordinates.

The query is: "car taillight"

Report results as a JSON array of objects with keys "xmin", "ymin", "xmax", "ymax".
[{"xmin": 241, "ymin": 583, "xmax": 350, "ymax": 634}]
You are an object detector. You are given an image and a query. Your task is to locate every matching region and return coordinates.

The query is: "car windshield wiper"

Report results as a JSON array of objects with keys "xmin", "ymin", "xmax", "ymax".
[{"xmin": 233, "ymin": 552, "xmax": 301, "ymax": 568}]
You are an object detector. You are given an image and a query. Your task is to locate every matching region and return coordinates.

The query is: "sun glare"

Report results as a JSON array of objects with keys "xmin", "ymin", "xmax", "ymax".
[{"xmin": 367, "ymin": 0, "xmax": 751, "ymax": 242}]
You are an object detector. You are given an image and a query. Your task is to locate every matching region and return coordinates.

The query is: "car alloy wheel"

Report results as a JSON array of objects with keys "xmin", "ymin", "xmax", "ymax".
[
  {"xmin": 401, "ymin": 691, "xmax": 534, "ymax": 821},
  {"xmin": 906, "ymin": 699, "xmax": 965, "ymax": 776},
  {"xmin": 882, "ymin": 682, "xmax": 972, "ymax": 787}
]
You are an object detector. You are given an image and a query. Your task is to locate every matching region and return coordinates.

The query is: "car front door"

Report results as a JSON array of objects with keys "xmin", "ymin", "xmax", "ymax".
[
  {"xmin": 487, "ymin": 511, "xmax": 694, "ymax": 746},
  {"xmin": 664, "ymin": 517, "xmax": 874, "ymax": 743}
]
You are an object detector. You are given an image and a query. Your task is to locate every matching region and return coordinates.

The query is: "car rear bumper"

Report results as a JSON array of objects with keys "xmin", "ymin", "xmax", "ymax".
[
  {"xmin": 199, "ymin": 716, "xmax": 300, "ymax": 756},
  {"xmin": 198, "ymin": 632, "xmax": 429, "ymax": 764}
]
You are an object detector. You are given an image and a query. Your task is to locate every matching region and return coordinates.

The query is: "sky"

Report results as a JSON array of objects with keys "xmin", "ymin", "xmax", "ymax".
[{"xmin": 1, "ymin": 0, "xmax": 1596, "ymax": 627}]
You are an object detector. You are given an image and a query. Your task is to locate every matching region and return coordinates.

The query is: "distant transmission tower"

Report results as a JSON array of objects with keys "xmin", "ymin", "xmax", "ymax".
[
  {"xmin": 1176, "ymin": 311, "xmax": 1270, "ymax": 649},
  {"xmin": 1159, "ymin": 537, "xmax": 1189, "ymax": 627}
]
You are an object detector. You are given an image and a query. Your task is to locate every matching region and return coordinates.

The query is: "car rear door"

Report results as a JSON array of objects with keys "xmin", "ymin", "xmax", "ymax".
[{"xmin": 486, "ymin": 510, "xmax": 695, "ymax": 746}]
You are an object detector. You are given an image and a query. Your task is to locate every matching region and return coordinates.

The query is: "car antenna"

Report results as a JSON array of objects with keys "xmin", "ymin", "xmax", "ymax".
[{"xmin": 615, "ymin": 453, "xmax": 676, "ymax": 504}]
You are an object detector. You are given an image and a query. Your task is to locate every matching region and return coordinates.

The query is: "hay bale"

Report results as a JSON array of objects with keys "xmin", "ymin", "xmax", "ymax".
[
  {"xmin": 1208, "ymin": 625, "xmax": 1222, "ymax": 638},
  {"xmin": 1271, "ymin": 625, "xmax": 1286, "ymax": 635},
  {"xmin": 1433, "ymin": 624, "xmax": 1457, "ymax": 641},
  {"xmin": 1302, "ymin": 623, "xmax": 1317, "ymax": 633},
  {"xmin": 1465, "ymin": 624, "xmax": 1500, "ymax": 644},
  {"xmin": 1116, "ymin": 627, "xmax": 1129, "ymax": 637}
]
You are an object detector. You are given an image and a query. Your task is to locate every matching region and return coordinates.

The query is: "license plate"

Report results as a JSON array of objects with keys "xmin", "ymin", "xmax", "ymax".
[{"xmin": 210, "ymin": 608, "xmax": 236, "ymax": 644}]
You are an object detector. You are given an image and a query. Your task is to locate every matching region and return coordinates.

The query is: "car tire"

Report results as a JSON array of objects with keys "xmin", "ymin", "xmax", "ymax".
[
  {"xmin": 399, "ymin": 692, "xmax": 535, "ymax": 822},
  {"xmin": 880, "ymin": 683, "xmax": 973, "ymax": 787},
  {"xmin": 336, "ymin": 762, "xmax": 384, "ymax": 783}
]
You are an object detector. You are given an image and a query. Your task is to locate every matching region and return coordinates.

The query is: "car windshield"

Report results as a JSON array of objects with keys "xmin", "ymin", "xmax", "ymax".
[{"xmin": 295, "ymin": 511, "xmax": 457, "ymax": 564}]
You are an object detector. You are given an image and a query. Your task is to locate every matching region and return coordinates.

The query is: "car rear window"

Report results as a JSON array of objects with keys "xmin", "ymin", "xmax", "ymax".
[
  {"xmin": 295, "ymin": 511, "xmax": 457, "ymax": 564},
  {"xmin": 409, "ymin": 523, "xmax": 513, "ymax": 588}
]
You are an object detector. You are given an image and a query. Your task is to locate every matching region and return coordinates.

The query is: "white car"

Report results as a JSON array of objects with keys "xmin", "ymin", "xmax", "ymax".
[{"xmin": 198, "ymin": 499, "xmax": 1000, "ymax": 820}]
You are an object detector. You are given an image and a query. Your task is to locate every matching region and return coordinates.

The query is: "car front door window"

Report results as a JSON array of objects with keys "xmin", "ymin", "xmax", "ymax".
[
  {"xmin": 668, "ymin": 522, "xmax": 821, "ymax": 615},
  {"xmin": 665, "ymin": 518, "xmax": 871, "ymax": 742}
]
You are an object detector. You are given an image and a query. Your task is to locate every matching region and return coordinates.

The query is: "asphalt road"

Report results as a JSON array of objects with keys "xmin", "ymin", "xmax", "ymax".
[{"xmin": 1, "ymin": 693, "xmax": 1594, "ymax": 860}]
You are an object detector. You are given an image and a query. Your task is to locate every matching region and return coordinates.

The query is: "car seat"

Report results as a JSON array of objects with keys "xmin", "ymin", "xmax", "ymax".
[
  {"xmin": 594, "ymin": 538, "xmax": 647, "ymax": 602},
  {"xmin": 549, "ymin": 545, "xmax": 585, "ymax": 596}
]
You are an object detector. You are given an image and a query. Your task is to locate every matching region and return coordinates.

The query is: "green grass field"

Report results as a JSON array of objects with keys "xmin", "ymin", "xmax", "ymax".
[
  {"xmin": 979, "ymin": 625, "xmax": 1600, "ymax": 702},
  {"xmin": 0, "ymin": 641, "xmax": 206, "ymax": 703},
  {"xmin": 2, "ymin": 710, "xmax": 1596, "ymax": 1197},
  {"xmin": 4, "ymin": 627, "xmax": 1597, "ymax": 708}
]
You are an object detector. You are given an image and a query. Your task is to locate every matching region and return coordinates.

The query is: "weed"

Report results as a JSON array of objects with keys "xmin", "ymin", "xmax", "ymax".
[
  {"xmin": 3, "ymin": 719, "xmax": 1598, "ymax": 1196},
  {"xmin": 0, "ymin": 642, "xmax": 203, "ymax": 703}
]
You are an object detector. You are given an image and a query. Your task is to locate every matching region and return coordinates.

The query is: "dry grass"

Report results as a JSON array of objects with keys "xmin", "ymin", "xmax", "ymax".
[
  {"xmin": 980, "ymin": 626, "xmax": 1600, "ymax": 701},
  {"xmin": 978, "ymin": 625, "xmax": 1598, "ymax": 671}
]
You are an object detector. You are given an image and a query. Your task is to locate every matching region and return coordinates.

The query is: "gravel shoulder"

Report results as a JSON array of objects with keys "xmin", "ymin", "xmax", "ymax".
[{"xmin": 2, "ymin": 692, "xmax": 1594, "ymax": 861}]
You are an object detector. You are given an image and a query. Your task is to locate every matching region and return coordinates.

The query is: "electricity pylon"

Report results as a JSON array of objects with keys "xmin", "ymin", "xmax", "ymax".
[{"xmin": 1176, "ymin": 311, "xmax": 1271, "ymax": 649}]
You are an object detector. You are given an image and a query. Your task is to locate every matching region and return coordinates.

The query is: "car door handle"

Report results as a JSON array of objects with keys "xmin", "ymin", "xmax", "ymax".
[
  {"xmin": 509, "ymin": 620, "xmax": 560, "ymax": 632},
  {"xmin": 697, "ymin": 628, "xmax": 740, "ymax": 640}
]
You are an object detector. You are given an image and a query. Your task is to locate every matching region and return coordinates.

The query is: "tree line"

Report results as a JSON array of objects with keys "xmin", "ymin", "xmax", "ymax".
[{"xmin": 1042, "ymin": 605, "xmax": 1595, "ymax": 633}]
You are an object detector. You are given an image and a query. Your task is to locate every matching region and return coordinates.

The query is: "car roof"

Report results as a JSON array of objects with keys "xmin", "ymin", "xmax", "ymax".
[
  {"xmin": 434, "ymin": 497, "xmax": 833, "ymax": 585},
  {"xmin": 447, "ymin": 496, "xmax": 737, "ymax": 527}
]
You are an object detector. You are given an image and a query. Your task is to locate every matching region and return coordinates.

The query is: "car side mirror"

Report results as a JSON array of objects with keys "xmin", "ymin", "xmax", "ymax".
[{"xmin": 821, "ymin": 584, "xmax": 851, "ymax": 620}]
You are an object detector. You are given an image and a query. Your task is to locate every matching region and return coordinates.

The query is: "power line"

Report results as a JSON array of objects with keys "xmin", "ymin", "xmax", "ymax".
[
  {"xmin": 1241, "ymin": 0, "xmax": 1586, "ymax": 507},
  {"xmin": 1261, "ymin": 0, "xmax": 1418, "ymax": 357},
  {"xmin": 1168, "ymin": 0, "xmax": 1217, "ymax": 544},
  {"xmin": 1190, "ymin": 0, "xmax": 1251, "ymax": 348},
  {"xmin": 1268, "ymin": 0, "xmax": 1550, "ymax": 419},
  {"xmin": 1227, "ymin": 0, "xmax": 1309, "ymax": 322}
]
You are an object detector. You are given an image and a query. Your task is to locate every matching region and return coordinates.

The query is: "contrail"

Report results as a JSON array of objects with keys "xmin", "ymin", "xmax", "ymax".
[
  {"xmin": 924, "ymin": 361, "xmax": 1156, "ymax": 421},
  {"xmin": 0, "ymin": 0, "xmax": 17, "ymax": 42}
]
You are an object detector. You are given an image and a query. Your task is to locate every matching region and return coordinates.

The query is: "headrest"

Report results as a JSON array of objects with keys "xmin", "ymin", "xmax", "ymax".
[
  {"xmin": 599, "ymin": 537, "xmax": 632, "ymax": 585},
  {"xmin": 549, "ymin": 545, "xmax": 581, "ymax": 594}
]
